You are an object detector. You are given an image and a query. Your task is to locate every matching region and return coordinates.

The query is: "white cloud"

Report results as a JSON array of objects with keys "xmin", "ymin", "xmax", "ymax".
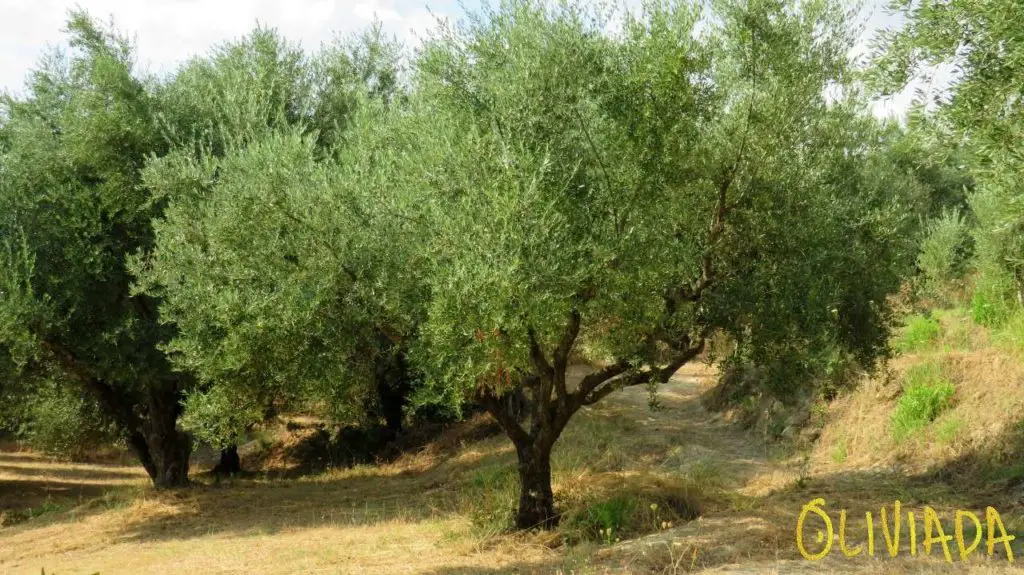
[
  {"xmin": 354, "ymin": 0, "xmax": 402, "ymax": 22},
  {"xmin": 0, "ymin": 0, "xmax": 460, "ymax": 95}
]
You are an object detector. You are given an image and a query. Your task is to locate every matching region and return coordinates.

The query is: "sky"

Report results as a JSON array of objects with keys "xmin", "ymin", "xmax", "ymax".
[{"xmin": 0, "ymin": 0, "xmax": 933, "ymax": 118}]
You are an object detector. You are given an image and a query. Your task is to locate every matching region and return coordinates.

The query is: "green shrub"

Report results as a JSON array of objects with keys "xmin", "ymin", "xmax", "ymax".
[
  {"xmin": 971, "ymin": 270, "xmax": 1017, "ymax": 327},
  {"xmin": 917, "ymin": 207, "xmax": 972, "ymax": 302},
  {"xmin": 830, "ymin": 439, "xmax": 848, "ymax": 463},
  {"xmin": 20, "ymin": 381, "xmax": 120, "ymax": 458},
  {"xmin": 891, "ymin": 363, "xmax": 956, "ymax": 441},
  {"xmin": 992, "ymin": 309, "xmax": 1024, "ymax": 353},
  {"xmin": 894, "ymin": 314, "xmax": 942, "ymax": 352}
]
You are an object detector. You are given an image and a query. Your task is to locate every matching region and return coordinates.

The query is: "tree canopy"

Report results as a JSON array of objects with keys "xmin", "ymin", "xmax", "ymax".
[{"xmin": 129, "ymin": 0, "xmax": 926, "ymax": 526}]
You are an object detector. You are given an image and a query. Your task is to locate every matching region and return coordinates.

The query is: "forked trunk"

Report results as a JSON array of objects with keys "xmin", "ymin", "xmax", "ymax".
[
  {"xmin": 482, "ymin": 306, "xmax": 702, "ymax": 531},
  {"xmin": 514, "ymin": 442, "xmax": 556, "ymax": 529}
]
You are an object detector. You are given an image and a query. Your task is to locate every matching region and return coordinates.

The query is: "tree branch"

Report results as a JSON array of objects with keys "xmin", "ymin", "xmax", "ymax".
[
  {"xmin": 527, "ymin": 327, "xmax": 555, "ymax": 382},
  {"xmin": 669, "ymin": 51, "xmax": 758, "ymax": 311},
  {"xmin": 552, "ymin": 308, "xmax": 581, "ymax": 407},
  {"xmin": 572, "ymin": 360, "xmax": 632, "ymax": 406},
  {"xmin": 39, "ymin": 338, "xmax": 153, "ymax": 478},
  {"xmin": 477, "ymin": 386, "xmax": 531, "ymax": 447},
  {"xmin": 581, "ymin": 340, "xmax": 705, "ymax": 407},
  {"xmin": 40, "ymin": 340, "xmax": 138, "ymax": 422},
  {"xmin": 573, "ymin": 107, "xmax": 624, "ymax": 235}
]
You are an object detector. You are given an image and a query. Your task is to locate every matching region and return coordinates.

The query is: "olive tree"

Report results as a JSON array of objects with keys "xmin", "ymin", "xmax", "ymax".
[
  {"xmin": 395, "ymin": 0, "xmax": 917, "ymax": 528},
  {"xmin": 135, "ymin": 26, "xmax": 417, "ymax": 451},
  {"xmin": 135, "ymin": 0, "xmax": 916, "ymax": 528},
  {"xmin": 0, "ymin": 13, "xmax": 192, "ymax": 486}
]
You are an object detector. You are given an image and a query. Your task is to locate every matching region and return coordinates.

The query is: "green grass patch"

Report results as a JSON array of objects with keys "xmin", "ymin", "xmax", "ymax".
[
  {"xmin": 891, "ymin": 362, "xmax": 956, "ymax": 442},
  {"xmin": 894, "ymin": 314, "xmax": 942, "ymax": 353},
  {"xmin": 0, "ymin": 496, "xmax": 69, "ymax": 527},
  {"xmin": 993, "ymin": 309, "xmax": 1024, "ymax": 355},
  {"xmin": 830, "ymin": 438, "xmax": 848, "ymax": 463},
  {"xmin": 573, "ymin": 496, "xmax": 636, "ymax": 545},
  {"xmin": 987, "ymin": 462, "xmax": 1024, "ymax": 484},
  {"xmin": 970, "ymin": 273, "xmax": 1017, "ymax": 327},
  {"xmin": 559, "ymin": 490, "xmax": 700, "ymax": 546},
  {"xmin": 932, "ymin": 307, "xmax": 978, "ymax": 351}
]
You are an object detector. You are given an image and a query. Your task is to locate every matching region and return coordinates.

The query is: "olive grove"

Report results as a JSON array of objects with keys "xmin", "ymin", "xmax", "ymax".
[{"xmin": 0, "ymin": 0, "xmax": 935, "ymax": 530}]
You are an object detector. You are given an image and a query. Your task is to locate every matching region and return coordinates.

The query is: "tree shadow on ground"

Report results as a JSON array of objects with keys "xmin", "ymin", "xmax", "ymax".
[
  {"xmin": 109, "ymin": 445, "xmax": 519, "ymax": 545},
  {"xmin": 247, "ymin": 412, "xmax": 506, "ymax": 480},
  {"xmin": 16, "ymin": 373, "xmax": 1024, "ymax": 574},
  {"xmin": 0, "ymin": 449, "xmax": 147, "ymax": 525},
  {"xmin": 669, "ymin": 414, "xmax": 1024, "ymax": 573},
  {"xmin": 108, "ymin": 383, "xmax": 776, "ymax": 547},
  {"xmin": 0, "ymin": 479, "xmax": 118, "ymax": 513}
]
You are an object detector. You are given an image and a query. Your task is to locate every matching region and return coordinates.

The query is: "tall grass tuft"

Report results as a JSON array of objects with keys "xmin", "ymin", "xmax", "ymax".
[
  {"xmin": 894, "ymin": 314, "xmax": 942, "ymax": 353},
  {"xmin": 891, "ymin": 362, "xmax": 956, "ymax": 441}
]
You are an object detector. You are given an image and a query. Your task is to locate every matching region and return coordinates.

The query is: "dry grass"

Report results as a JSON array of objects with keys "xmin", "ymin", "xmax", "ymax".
[
  {"xmin": 0, "ymin": 363, "xmax": 771, "ymax": 574},
  {"xmin": 3, "ymin": 336, "xmax": 1024, "ymax": 574}
]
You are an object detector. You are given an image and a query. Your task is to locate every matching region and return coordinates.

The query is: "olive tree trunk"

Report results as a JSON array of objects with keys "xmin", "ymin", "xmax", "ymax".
[
  {"xmin": 513, "ymin": 441, "xmax": 556, "ymax": 529},
  {"xmin": 478, "ymin": 309, "xmax": 704, "ymax": 531},
  {"xmin": 135, "ymin": 384, "xmax": 191, "ymax": 488},
  {"xmin": 43, "ymin": 340, "xmax": 193, "ymax": 488},
  {"xmin": 373, "ymin": 334, "xmax": 413, "ymax": 435}
]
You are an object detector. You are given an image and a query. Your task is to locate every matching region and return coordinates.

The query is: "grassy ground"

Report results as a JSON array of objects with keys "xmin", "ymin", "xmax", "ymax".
[{"xmin": 2, "ymin": 347, "xmax": 1024, "ymax": 573}]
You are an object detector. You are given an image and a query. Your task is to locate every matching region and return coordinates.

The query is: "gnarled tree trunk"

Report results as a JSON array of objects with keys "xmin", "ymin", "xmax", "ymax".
[
  {"xmin": 138, "ymin": 383, "xmax": 191, "ymax": 488},
  {"xmin": 479, "ymin": 309, "xmax": 706, "ymax": 531},
  {"xmin": 43, "ymin": 340, "xmax": 192, "ymax": 487},
  {"xmin": 514, "ymin": 441, "xmax": 556, "ymax": 529},
  {"xmin": 373, "ymin": 335, "xmax": 413, "ymax": 435}
]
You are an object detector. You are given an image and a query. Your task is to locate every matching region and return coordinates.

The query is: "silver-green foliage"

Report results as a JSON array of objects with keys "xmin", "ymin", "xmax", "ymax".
[
  {"xmin": 144, "ymin": 0, "xmax": 920, "ymax": 429},
  {"xmin": 135, "ymin": 27, "xmax": 414, "ymax": 442}
]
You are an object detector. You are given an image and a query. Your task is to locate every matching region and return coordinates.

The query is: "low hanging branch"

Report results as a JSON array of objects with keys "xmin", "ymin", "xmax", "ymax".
[{"xmin": 566, "ymin": 333, "xmax": 706, "ymax": 409}]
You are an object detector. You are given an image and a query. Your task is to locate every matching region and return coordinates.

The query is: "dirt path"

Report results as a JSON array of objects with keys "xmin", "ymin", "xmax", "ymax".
[{"xmin": 578, "ymin": 364, "xmax": 803, "ymax": 573}]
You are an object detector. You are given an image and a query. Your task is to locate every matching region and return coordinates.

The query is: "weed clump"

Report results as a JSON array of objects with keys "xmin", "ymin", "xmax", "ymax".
[
  {"xmin": 895, "ymin": 314, "xmax": 942, "ymax": 353},
  {"xmin": 891, "ymin": 362, "xmax": 956, "ymax": 441},
  {"xmin": 462, "ymin": 466, "xmax": 518, "ymax": 538},
  {"xmin": 559, "ymin": 489, "xmax": 701, "ymax": 546}
]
